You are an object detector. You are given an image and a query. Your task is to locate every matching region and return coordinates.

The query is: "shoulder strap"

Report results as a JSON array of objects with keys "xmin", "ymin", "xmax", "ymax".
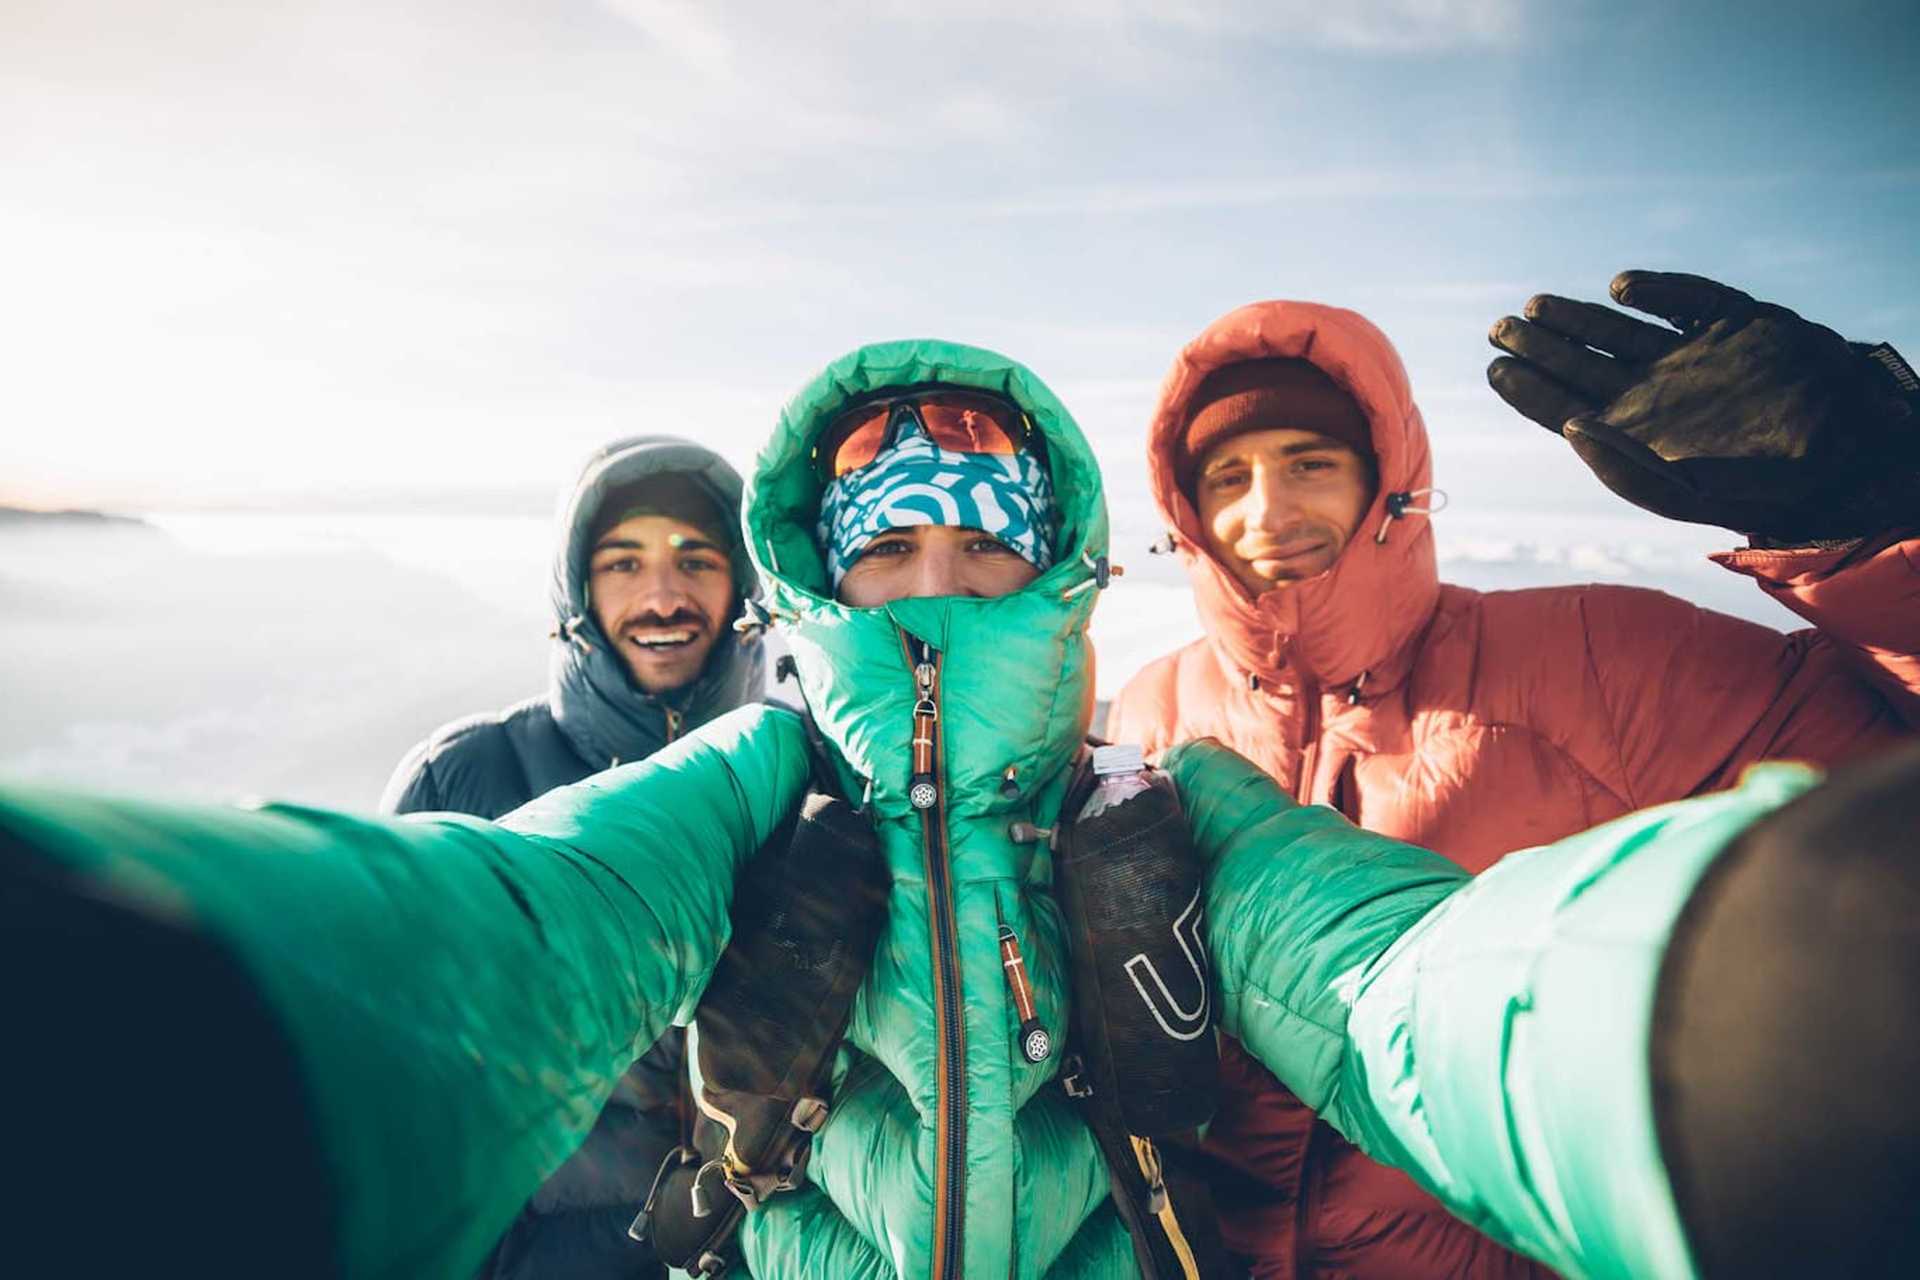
[
  {"xmin": 777, "ymin": 653, "xmax": 856, "ymax": 808},
  {"xmin": 634, "ymin": 786, "xmax": 885, "ymax": 1276}
]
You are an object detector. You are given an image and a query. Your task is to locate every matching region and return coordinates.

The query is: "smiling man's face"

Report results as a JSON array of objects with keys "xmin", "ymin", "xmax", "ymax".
[
  {"xmin": 1193, "ymin": 428, "xmax": 1376, "ymax": 597},
  {"xmin": 587, "ymin": 514, "xmax": 735, "ymax": 694}
]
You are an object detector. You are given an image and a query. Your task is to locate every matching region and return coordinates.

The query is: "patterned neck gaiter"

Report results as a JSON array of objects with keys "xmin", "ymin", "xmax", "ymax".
[{"xmin": 817, "ymin": 411, "xmax": 1057, "ymax": 589}]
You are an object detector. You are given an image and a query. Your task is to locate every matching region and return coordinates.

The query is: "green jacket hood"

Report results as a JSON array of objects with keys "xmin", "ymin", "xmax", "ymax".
[{"xmin": 742, "ymin": 339, "xmax": 1111, "ymax": 814}]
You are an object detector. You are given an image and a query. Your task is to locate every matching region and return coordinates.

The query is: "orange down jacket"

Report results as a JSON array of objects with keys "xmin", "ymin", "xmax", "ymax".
[{"xmin": 1108, "ymin": 299, "xmax": 1920, "ymax": 1280}]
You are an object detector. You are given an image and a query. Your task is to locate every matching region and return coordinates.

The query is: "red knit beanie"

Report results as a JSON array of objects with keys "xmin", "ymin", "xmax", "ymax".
[{"xmin": 1177, "ymin": 357, "xmax": 1373, "ymax": 491}]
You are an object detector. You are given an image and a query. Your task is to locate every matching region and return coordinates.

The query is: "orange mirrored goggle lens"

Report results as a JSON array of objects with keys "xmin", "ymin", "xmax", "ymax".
[{"xmin": 818, "ymin": 392, "xmax": 1033, "ymax": 480}]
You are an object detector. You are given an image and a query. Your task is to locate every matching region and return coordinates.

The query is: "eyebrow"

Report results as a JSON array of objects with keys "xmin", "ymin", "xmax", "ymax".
[
  {"xmin": 1203, "ymin": 437, "xmax": 1348, "ymax": 474},
  {"xmin": 591, "ymin": 536, "xmax": 725, "ymax": 555}
]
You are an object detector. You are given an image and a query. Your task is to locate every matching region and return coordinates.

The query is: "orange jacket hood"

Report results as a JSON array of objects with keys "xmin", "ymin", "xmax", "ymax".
[{"xmin": 1148, "ymin": 300, "xmax": 1440, "ymax": 691}]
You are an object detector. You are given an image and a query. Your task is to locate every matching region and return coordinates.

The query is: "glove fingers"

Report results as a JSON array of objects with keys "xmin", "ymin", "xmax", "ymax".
[
  {"xmin": 1489, "ymin": 316, "xmax": 1638, "ymax": 404},
  {"xmin": 1610, "ymin": 270, "xmax": 1757, "ymax": 331},
  {"xmin": 1487, "ymin": 356, "xmax": 1593, "ymax": 435},
  {"xmin": 1522, "ymin": 293, "xmax": 1684, "ymax": 364},
  {"xmin": 1564, "ymin": 415, "xmax": 1712, "ymax": 526}
]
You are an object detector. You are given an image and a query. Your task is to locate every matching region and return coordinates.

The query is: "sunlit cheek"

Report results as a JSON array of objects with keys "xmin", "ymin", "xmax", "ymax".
[{"xmin": 1203, "ymin": 501, "xmax": 1243, "ymax": 551}]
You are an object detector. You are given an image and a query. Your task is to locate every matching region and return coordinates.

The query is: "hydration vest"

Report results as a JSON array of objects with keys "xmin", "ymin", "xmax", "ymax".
[{"xmin": 636, "ymin": 742, "xmax": 1236, "ymax": 1279}]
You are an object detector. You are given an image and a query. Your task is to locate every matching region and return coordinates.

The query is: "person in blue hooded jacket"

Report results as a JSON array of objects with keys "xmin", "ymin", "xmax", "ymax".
[{"xmin": 382, "ymin": 434, "xmax": 766, "ymax": 1280}]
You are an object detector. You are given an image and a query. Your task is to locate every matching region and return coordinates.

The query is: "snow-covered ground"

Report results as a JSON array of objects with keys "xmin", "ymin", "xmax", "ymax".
[{"xmin": 0, "ymin": 507, "xmax": 1799, "ymax": 809}]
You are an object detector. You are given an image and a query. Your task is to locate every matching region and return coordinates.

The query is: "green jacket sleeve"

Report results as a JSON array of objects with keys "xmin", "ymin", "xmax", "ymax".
[
  {"xmin": 1170, "ymin": 737, "xmax": 1823, "ymax": 1280},
  {"xmin": 1164, "ymin": 739, "xmax": 1466, "ymax": 1149},
  {"xmin": 0, "ymin": 703, "xmax": 812, "ymax": 1280}
]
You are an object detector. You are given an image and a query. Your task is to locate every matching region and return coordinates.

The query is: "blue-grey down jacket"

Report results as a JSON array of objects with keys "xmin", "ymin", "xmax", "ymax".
[{"xmin": 381, "ymin": 434, "xmax": 765, "ymax": 1280}]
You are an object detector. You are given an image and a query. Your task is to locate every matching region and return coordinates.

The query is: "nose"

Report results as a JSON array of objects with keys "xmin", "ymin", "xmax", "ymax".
[
  {"xmin": 1244, "ymin": 464, "xmax": 1300, "ymax": 530},
  {"xmin": 908, "ymin": 542, "xmax": 968, "ymax": 599},
  {"xmin": 633, "ymin": 562, "xmax": 691, "ymax": 613}
]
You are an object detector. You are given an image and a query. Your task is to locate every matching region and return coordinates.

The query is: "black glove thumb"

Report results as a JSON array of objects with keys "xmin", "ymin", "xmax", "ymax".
[
  {"xmin": 1563, "ymin": 415, "xmax": 1713, "ymax": 527},
  {"xmin": 1565, "ymin": 415, "xmax": 1879, "ymax": 538}
]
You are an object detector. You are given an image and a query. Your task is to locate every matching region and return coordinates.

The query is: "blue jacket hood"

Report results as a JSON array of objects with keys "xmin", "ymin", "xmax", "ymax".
[{"xmin": 548, "ymin": 434, "xmax": 765, "ymax": 766}]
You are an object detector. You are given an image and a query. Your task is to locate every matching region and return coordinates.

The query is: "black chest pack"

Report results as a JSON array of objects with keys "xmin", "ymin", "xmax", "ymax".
[{"xmin": 633, "ymin": 742, "xmax": 1239, "ymax": 1279}]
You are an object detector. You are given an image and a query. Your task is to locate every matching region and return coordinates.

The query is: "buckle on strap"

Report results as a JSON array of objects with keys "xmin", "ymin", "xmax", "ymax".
[{"xmin": 1061, "ymin": 1052, "xmax": 1094, "ymax": 1099}]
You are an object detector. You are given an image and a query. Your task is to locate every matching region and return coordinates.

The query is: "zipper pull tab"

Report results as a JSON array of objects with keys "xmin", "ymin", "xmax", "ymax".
[
  {"xmin": 997, "ymin": 921, "xmax": 1051, "ymax": 1063},
  {"xmin": 909, "ymin": 642, "xmax": 940, "ymax": 810}
]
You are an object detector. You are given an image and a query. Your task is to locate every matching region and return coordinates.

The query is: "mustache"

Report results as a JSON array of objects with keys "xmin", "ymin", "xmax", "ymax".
[{"xmin": 619, "ymin": 607, "xmax": 712, "ymax": 633}]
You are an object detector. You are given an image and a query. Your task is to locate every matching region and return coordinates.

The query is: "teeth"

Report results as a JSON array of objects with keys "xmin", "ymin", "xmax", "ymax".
[{"xmin": 630, "ymin": 629, "xmax": 697, "ymax": 649}]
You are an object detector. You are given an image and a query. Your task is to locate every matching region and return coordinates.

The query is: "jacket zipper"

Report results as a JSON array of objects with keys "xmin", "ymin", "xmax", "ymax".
[
  {"xmin": 1296, "ymin": 677, "xmax": 1322, "ymax": 801},
  {"xmin": 906, "ymin": 632, "xmax": 966, "ymax": 1280},
  {"xmin": 663, "ymin": 706, "xmax": 683, "ymax": 744}
]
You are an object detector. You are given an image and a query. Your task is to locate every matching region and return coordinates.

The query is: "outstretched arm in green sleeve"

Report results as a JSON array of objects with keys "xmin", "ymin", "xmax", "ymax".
[
  {"xmin": 1171, "ymin": 737, "xmax": 1825, "ymax": 1280},
  {"xmin": 1, "ymin": 703, "xmax": 812, "ymax": 1280}
]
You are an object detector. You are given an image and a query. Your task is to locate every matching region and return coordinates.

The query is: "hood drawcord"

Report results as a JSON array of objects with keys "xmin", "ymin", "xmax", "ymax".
[
  {"xmin": 1062, "ymin": 550, "xmax": 1124, "ymax": 601},
  {"xmin": 1148, "ymin": 531, "xmax": 1179, "ymax": 556},
  {"xmin": 558, "ymin": 614, "xmax": 596, "ymax": 654},
  {"xmin": 1373, "ymin": 487, "xmax": 1449, "ymax": 545},
  {"xmin": 1346, "ymin": 670, "xmax": 1369, "ymax": 706},
  {"xmin": 732, "ymin": 597, "xmax": 794, "ymax": 641}
]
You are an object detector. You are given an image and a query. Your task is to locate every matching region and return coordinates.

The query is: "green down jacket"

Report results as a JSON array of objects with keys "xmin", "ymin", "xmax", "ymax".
[{"xmin": 0, "ymin": 340, "xmax": 1824, "ymax": 1280}]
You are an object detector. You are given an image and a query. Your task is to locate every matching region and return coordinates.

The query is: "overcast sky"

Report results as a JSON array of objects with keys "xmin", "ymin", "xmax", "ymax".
[{"xmin": 4, "ymin": 0, "xmax": 1916, "ymax": 522}]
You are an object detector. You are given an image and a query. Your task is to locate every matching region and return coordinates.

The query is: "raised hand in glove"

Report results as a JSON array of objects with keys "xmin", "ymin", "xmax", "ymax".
[{"xmin": 1486, "ymin": 270, "xmax": 1920, "ymax": 543}]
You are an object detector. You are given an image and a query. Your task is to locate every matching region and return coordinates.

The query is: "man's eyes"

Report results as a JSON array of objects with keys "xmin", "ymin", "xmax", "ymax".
[
  {"xmin": 592, "ymin": 555, "xmax": 726, "ymax": 575},
  {"xmin": 1204, "ymin": 469, "xmax": 1249, "ymax": 491},
  {"xmin": 967, "ymin": 536, "xmax": 1016, "ymax": 555}
]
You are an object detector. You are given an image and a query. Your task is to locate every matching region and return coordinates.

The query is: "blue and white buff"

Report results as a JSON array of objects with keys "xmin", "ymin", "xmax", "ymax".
[{"xmin": 817, "ymin": 414, "xmax": 1057, "ymax": 589}]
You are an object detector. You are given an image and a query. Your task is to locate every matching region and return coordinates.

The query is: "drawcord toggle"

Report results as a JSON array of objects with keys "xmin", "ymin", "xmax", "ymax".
[
  {"xmin": 1062, "ymin": 550, "xmax": 1124, "ymax": 600},
  {"xmin": 733, "ymin": 598, "xmax": 788, "ymax": 640},
  {"xmin": 1375, "ymin": 487, "xmax": 1448, "ymax": 544},
  {"xmin": 558, "ymin": 614, "xmax": 595, "ymax": 655},
  {"xmin": 1009, "ymin": 820, "xmax": 1055, "ymax": 846}
]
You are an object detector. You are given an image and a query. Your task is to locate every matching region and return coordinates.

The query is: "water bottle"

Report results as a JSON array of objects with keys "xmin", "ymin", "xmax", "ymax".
[
  {"xmin": 1079, "ymin": 743, "xmax": 1155, "ymax": 819},
  {"xmin": 1055, "ymin": 742, "xmax": 1218, "ymax": 1137}
]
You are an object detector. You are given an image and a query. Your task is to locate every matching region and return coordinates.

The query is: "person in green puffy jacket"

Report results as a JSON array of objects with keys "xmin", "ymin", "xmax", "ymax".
[{"xmin": 5, "ymin": 339, "xmax": 1917, "ymax": 1280}]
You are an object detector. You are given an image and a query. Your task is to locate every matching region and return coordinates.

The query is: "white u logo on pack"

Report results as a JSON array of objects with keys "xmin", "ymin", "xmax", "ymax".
[{"xmin": 1122, "ymin": 886, "xmax": 1211, "ymax": 1042}]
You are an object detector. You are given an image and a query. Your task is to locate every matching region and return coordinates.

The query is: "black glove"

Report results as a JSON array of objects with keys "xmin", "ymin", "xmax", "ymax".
[
  {"xmin": 1487, "ymin": 270, "xmax": 1920, "ymax": 542},
  {"xmin": 635, "ymin": 789, "xmax": 887, "ymax": 1277}
]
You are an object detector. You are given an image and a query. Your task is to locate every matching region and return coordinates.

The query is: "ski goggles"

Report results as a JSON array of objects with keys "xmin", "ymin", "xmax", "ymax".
[{"xmin": 812, "ymin": 388, "xmax": 1042, "ymax": 482}]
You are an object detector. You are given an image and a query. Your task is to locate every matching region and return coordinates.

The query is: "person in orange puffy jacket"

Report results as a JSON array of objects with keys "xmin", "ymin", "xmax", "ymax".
[{"xmin": 1108, "ymin": 270, "xmax": 1920, "ymax": 1279}]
